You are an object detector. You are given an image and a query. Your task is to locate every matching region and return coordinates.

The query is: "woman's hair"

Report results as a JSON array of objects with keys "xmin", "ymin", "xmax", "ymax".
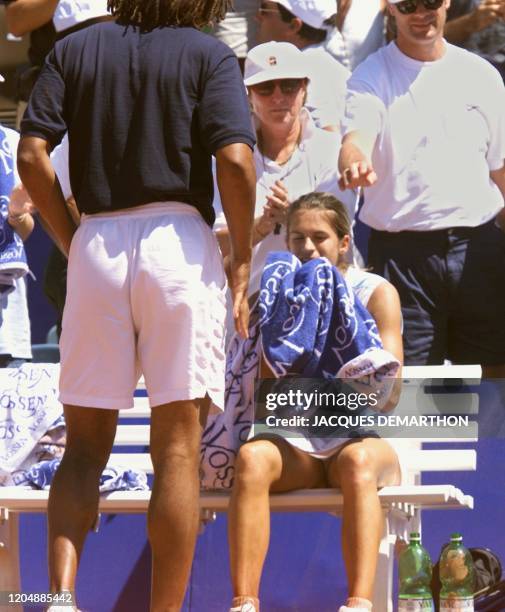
[
  {"xmin": 107, "ymin": 0, "xmax": 232, "ymax": 30},
  {"xmin": 287, "ymin": 192, "xmax": 351, "ymax": 239},
  {"xmin": 277, "ymin": 3, "xmax": 328, "ymax": 45}
]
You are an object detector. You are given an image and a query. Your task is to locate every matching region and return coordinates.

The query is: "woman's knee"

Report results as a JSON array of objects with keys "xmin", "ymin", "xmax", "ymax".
[
  {"xmin": 234, "ymin": 442, "xmax": 280, "ymax": 491},
  {"xmin": 332, "ymin": 444, "xmax": 378, "ymax": 489}
]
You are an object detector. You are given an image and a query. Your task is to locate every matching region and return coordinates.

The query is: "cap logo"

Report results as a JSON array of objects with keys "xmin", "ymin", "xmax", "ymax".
[{"xmin": 268, "ymin": 56, "xmax": 277, "ymax": 65}]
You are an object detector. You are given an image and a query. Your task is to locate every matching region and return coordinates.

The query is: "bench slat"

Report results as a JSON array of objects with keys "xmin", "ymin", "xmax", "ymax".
[{"xmin": 0, "ymin": 485, "xmax": 473, "ymax": 514}]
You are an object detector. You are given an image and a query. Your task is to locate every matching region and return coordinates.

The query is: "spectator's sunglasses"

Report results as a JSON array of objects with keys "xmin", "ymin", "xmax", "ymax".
[
  {"xmin": 250, "ymin": 79, "xmax": 305, "ymax": 96},
  {"xmin": 394, "ymin": 0, "xmax": 444, "ymax": 15}
]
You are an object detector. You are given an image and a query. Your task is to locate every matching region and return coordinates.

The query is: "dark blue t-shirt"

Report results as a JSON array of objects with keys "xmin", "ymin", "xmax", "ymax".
[{"xmin": 21, "ymin": 21, "xmax": 255, "ymax": 225}]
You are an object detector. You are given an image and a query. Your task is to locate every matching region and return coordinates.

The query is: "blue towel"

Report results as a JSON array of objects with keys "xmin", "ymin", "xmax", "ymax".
[
  {"xmin": 0, "ymin": 126, "xmax": 29, "ymax": 297},
  {"xmin": 259, "ymin": 252, "xmax": 398, "ymax": 381},
  {"xmin": 23, "ymin": 458, "xmax": 149, "ymax": 492}
]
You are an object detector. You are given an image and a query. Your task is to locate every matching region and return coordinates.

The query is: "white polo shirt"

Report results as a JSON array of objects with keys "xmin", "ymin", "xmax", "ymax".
[
  {"xmin": 214, "ymin": 109, "xmax": 358, "ymax": 296},
  {"xmin": 344, "ymin": 41, "xmax": 505, "ymax": 231}
]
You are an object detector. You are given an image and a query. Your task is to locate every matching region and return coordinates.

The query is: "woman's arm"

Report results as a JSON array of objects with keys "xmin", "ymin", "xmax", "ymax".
[
  {"xmin": 366, "ymin": 281, "xmax": 403, "ymax": 412},
  {"xmin": 367, "ymin": 281, "xmax": 403, "ymax": 364}
]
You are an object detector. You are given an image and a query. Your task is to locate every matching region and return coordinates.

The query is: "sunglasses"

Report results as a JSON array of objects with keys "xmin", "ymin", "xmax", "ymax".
[
  {"xmin": 250, "ymin": 79, "xmax": 305, "ymax": 96},
  {"xmin": 394, "ymin": 0, "xmax": 444, "ymax": 15}
]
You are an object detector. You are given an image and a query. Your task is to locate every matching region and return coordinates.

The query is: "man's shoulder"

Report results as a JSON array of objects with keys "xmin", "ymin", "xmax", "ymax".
[
  {"xmin": 353, "ymin": 43, "xmax": 391, "ymax": 73},
  {"xmin": 445, "ymin": 42, "xmax": 504, "ymax": 83}
]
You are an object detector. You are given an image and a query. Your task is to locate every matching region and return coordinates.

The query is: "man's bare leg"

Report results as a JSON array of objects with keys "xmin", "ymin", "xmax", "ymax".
[
  {"xmin": 148, "ymin": 399, "xmax": 207, "ymax": 612},
  {"xmin": 48, "ymin": 405, "xmax": 118, "ymax": 594}
]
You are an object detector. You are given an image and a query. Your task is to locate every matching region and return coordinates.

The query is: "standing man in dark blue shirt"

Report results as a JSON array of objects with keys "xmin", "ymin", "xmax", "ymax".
[{"xmin": 17, "ymin": 1, "xmax": 256, "ymax": 609}]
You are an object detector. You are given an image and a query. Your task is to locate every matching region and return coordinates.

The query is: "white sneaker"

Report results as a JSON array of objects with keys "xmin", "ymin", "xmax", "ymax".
[
  {"xmin": 338, "ymin": 607, "xmax": 371, "ymax": 612},
  {"xmin": 229, "ymin": 603, "xmax": 257, "ymax": 612}
]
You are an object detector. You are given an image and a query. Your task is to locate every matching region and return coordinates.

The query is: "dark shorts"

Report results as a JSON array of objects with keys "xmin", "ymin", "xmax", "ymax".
[{"xmin": 368, "ymin": 220, "xmax": 505, "ymax": 366}]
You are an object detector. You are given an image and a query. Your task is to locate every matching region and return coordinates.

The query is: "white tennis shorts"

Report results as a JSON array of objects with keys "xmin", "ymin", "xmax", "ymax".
[{"xmin": 59, "ymin": 202, "xmax": 227, "ymax": 411}]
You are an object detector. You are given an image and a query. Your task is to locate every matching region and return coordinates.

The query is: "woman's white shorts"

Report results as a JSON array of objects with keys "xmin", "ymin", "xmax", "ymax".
[{"xmin": 59, "ymin": 202, "xmax": 227, "ymax": 411}]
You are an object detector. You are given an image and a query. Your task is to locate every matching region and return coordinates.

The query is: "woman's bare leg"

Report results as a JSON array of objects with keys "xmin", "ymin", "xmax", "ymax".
[
  {"xmin": 326, "ymin": 438, "xmax": 401, "ymax": 602},
  {"xmin": 228, "ymin": 437, "xmax": 326, "ymax": 601}
]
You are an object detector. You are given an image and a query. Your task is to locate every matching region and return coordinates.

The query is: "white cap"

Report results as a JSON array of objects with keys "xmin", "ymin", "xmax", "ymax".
[
  {"xmin": 276, "ymin": 0, "xmax": 336, "ymax": 30},
  {"xmin": 244, "ymin": 42, "xmax": 309, "ymax": 86},
  {"xmin": 0, "ymin": 74, "xmax": 4, "ymax": 83}
]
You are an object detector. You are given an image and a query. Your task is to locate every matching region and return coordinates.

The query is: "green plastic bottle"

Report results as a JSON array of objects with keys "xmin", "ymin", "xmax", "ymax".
[
  {"xmin": 439, "ymin": 533, "xmax": 475, "ymax": 611},
  {"xmin": 398, "ymin": 532, "xmax": 434, "ymax": 611}
]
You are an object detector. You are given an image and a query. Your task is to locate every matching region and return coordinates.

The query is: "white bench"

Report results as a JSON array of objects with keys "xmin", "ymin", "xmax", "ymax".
[{"xmin": 0, "ymin": 364, "xmax": 480, "ymax": 611}]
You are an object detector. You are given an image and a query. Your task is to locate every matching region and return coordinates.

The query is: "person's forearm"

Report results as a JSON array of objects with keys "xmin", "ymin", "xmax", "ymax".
[
  {"xmin": 444, "ymin": 13, "xmax": 477, "ymax": 44},
  {"xmin": 17, "ymin": 137, "xmax": 77, "ymax": 256},
  {"xmin": 5, "ymin": 0, "xmax": 58, "ymax": 36},
  {"xmin": 7, "ymin": 211, "xmax": 35, "ymax": 241},
  {"xmin": 216, "ymin": 145, "xmax": 256, "ymax": 262}
]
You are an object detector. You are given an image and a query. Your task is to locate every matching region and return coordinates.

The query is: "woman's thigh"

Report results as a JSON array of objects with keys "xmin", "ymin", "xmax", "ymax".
[{"xmin": 241, "ymin": 435, "xmax": 327, "ymax": 492}]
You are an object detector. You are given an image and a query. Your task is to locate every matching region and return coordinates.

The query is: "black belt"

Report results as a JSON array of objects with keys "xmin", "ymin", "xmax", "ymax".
[{"xmin": 370, "ymin": 219, "xmax": 496, "ymax": 241}]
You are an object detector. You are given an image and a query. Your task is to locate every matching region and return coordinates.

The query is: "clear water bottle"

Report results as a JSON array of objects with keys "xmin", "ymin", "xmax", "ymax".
[
  {"xmin": 398, "ymin": 532, "xmax": 434, "ymax": 611},
  {"xmin": 439, "ymin": 533, "xmax": 475, "ymax": 611}
]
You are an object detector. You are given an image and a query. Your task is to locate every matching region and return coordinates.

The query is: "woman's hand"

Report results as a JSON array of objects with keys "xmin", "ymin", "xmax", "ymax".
[
  {"xmin": 265, "ymin": 180, "xmax": 290, "ymax": 226},
  {"xmin": 254, "ymin": 181, "xmax": 291, "ymax": 242}
]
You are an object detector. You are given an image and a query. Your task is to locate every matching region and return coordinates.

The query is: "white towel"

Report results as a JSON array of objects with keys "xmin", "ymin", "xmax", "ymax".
[{"xmin": 0, "ymin": 364, "xmax": 63, "ymax": 485}]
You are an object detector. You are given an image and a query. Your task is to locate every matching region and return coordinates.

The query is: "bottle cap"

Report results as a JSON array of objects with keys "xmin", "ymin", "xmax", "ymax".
[
  {"xmin": 450, "ymin": 532, "xmax": 463, "ymax": 542},
  {"xmin": 409, "ymin": 532, "xmax": 421, "ymax": 541}
]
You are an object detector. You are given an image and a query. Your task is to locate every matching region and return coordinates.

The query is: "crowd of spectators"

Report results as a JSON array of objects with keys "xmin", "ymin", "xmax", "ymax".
[{"xmin": 3, "ymin": 2, "xmax": 504, "ymax": 364}]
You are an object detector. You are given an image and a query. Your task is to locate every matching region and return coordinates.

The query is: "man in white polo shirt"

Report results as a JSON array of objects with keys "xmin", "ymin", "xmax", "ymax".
[
  {"xmin": 256, "ymin": 0, "xmax": 350, "ymax": 131},
  {"xmin": 338, "ymin": 0, "xmax": 505, "ymax": 376}
]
